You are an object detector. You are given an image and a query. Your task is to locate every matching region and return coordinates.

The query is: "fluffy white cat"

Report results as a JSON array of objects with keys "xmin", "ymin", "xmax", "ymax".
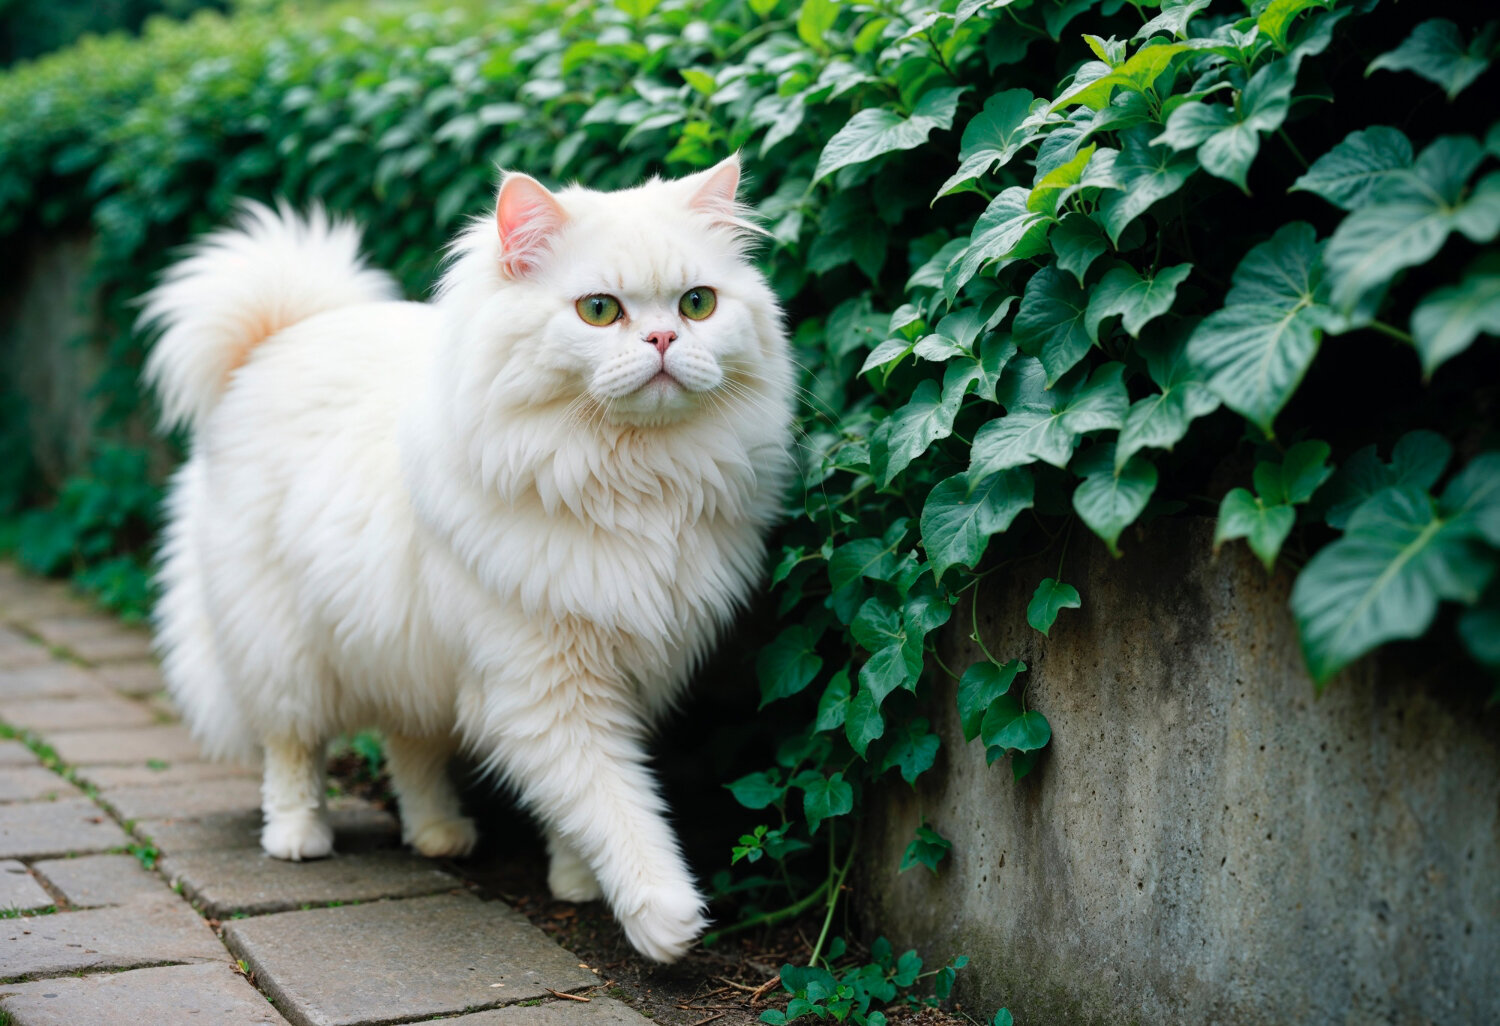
[{"xmin": 139, "ymin": 155, "xmax": 795, "ymax": 963}]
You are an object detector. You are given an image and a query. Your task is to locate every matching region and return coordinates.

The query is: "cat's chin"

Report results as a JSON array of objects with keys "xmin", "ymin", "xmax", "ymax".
[{"xmin": 597, "ymin": 375, "xmax": 705, "ymax": 427}]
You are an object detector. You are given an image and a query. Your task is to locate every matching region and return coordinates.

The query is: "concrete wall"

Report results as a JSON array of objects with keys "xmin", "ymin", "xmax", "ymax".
[
  {"xmin": 859, "ymin": 519, "xmax": 1498, "ymax": 1026},
  {"xmin": 0, "ymin": 232, "xmax": 173, "ymax": 491}
]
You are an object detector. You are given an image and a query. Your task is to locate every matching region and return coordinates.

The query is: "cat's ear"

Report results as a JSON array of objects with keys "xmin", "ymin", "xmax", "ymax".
[
  {"xmin": 496, "ymin": 173, "xmax": 568, "ymax": 278},
  {"xmin": 682, "ymin": 154, "xmax": 741, "ymax": 221}
]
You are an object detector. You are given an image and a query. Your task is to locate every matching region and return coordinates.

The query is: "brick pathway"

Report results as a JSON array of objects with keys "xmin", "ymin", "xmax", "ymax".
[{"xmin": 0, "ymin": 564, "xmax": 638, "ymax": 1026}]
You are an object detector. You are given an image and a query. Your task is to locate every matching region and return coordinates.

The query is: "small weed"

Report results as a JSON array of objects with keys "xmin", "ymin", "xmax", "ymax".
[
  {"xmin": 127, "ymin": 842, "xmax": 159, "ymax": 870},
  {"xmin": 146, "ymin": 758, "xmax": 169, "ymax": 771}
]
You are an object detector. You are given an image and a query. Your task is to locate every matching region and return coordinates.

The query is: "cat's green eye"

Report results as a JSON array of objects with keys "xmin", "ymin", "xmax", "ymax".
[
  {"xmin": 576, "ymin": 294, "xmax": 623, "ymax": 326},
  {"xmin": 679, "ymin": 287, "xmax": 717, "ymax": 321}
]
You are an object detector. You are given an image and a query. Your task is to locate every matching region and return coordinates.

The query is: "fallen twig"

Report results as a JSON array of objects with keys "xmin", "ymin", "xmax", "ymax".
[
  {"xmin": 715, "ymin": 977, "xmax": 759, "ymax": 993},
  {"xmin": 547, "ymin": 989, "xmax": 591, "ymax": 1002},
  {"xmin": 689, "ymin": 1013, "xmax": 727, "ymax": 1026},
  {"xmin": 750, "ymin": 975, "xmax": 782, "ymax": 1002}
]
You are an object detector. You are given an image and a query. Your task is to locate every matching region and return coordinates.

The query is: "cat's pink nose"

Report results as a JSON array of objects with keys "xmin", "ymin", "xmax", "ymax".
[{"xmin": 646, "ymin": 330, "xmax": 676, "ymax": 354}]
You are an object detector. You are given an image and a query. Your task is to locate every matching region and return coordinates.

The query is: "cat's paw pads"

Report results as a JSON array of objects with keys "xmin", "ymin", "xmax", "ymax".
[
  {"xmin": 410, "ymin": 817, "xmax": 479, "ymax": 858},
  {"xmin": 261, "ymin": 813, "xmax": 335, "ymax": 861},
  {"xmin": 619, "ymin": 887, "xmax": 708, "ymax": 964},
  {"xmin": 548, "ymin": 855, "xmax": 604, "ymax": 902}
]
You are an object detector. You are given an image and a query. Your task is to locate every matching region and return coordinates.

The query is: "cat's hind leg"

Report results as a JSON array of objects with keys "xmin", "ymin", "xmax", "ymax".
[
  {"xmin": 386, "ymin": 732, "xmax": 478, "ymax": 858},
  {"xmin": 545, "ymin": 826, "xmax": 603, "ymax": 902},
  {"xmin": 261, "ymin": 735, "xmax": 334, "ymax": 860}
]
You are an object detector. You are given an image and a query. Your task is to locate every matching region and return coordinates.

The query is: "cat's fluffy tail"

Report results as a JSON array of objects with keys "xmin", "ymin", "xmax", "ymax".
[{"xmin": 140, "ymin": 200, "xmax": 399, "ymax": 434}]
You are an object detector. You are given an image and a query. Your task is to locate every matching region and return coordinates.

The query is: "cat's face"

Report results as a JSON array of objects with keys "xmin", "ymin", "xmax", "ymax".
[{"xmin": 492, "ymin": 157, "xmax": 779, "ymax": 427}]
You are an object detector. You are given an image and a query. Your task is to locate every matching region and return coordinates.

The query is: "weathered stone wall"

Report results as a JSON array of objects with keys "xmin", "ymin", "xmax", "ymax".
[
  {"xmin": 860, "ymin": 519, "xmax": 1498, "ymax": 1026},
  {"xmin": 0, "ymin": 232, "xmax": 103, "ymax": 486}
]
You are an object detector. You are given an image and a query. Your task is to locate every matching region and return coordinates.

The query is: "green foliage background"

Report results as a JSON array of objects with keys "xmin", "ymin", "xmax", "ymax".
[{"xmin": 0, "ymin": 0, "xmax": 1497, "ymax": 1012}]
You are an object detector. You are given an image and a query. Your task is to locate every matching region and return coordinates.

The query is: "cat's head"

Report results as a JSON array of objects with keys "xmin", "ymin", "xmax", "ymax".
[{"xmin": 444, "ymin": 155, "xmax": 786, "ymax": 429}]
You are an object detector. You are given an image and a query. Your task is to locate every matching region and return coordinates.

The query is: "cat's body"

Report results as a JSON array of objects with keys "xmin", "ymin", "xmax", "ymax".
[{"xmin": 142, "ymin": 158, "xmax": 795, "ymax": 963}]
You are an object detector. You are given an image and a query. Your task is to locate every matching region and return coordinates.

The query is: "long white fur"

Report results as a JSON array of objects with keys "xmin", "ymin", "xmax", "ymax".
[{"xmin": 139, "ymin": 158, "xmax": 795, "ymax": 964}]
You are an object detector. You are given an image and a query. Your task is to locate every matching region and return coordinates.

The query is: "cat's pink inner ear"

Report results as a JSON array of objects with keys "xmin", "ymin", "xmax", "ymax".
[
  {"xmin": 689, "ymin": 155, "xmax": 741, "ymax": 219},
  {"xmin": 496, "ymin": 174, "xmax": 567, "ymax": 278}
]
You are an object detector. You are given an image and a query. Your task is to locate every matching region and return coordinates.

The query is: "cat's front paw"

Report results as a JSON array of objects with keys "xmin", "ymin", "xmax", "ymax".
[
  {"xmin": 409, "ymin": 816, "xmax": 479, "ymax": 858},
  {"xmin": 618, "ymin": 885, "xmax": 708, "ymax": 964},
  {"xmin": 261, "ymin": 812, "xmax": 334, "ymax": 861}
]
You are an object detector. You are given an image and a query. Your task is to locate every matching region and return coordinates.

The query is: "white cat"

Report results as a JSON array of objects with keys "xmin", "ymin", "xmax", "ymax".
[{"xmin": 139, "ymin": 155, "xmax": 796, "ymax": 963}]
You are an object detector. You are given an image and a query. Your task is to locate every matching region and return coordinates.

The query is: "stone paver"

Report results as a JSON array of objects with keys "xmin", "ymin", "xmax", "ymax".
[
  {"xmin": 0, "ymin": 895, "xmax": 226, "ymax": 980},
  {"xmin": 32, "ymin": 853, "xmax": 172, "ymax": 908},
  {"xmin": 0, "ymin": 797, "xmax": 130, "ymax": 858},
  {"xmin": 161, "ymin": 848, "xmax": 461, "ymax": 918},
  {"xmin": 0, "ymin": 740, "xmax": 37, "ymax": 765},
  {"xmin": 0, "ymin": 765, "xmax": 81, "ymax": 803},
  {"xmin": 223, "ymin": 893, "xmax": 599, "ymax": 1026},
  {"xmin": 87, "ymin": 660, "xmax": 165, "ymax": 696},
  {"xmin": 0, "ymin": 566, "xmax": 622, "ymax": 1026},
  {"xmin": 46, "ymin": 723, "xmax": 203, "ymax": 765},
  {"xmin": 0, "ymin": 961, "xmax": 291, "ymax": 1026},
  {"xmin": 0, "ymin": 859, "xmax": 54, "ymax": 913},
  {"xmin": 446, "ymin": 998, "xmax": 652, "ymax": 1026},
  {"xmin": 26, "ymin": 616, "xmax": 155, "ymax": 664},
  {"xmin": 78, "ymin": 759, "xmax": 256, "ymax": 790},
  {"xmin": 0, "ymin": 694, "xmax": 155, "ymax": 732},
  {"xmin": 135, "ymin": 798, "xmax": 400, "ymax": 855},
  {"xmin": 0, "ymin": 627, "xmax": 50, "ymax": 669},
  {"xmin": 101, "ymin": 776, "xmax": 262, "ymax": 821},
  {"xmin": 0, "ymin": 663, "xmax": 109, "ymax": 699}
]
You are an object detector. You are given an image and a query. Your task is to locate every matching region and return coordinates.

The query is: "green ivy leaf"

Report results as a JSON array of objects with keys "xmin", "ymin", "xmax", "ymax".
[
  {"xmin": 1115, "ymin": 331, "xmax": 1221, "ymax": 470},
  {"xmin": 1186, "ymin": 222, "xmax": 1343, "ymax": 436},
  {"xmin": 844, "ymin": 687, "xmax": 886, "ymax": 756},
  {"xmin": 921, "ymin": 469, "xmax": 1035, "ymax": 581},
  {"xmin": 1051, "ymin": 212, "xmax": 1109, "ymax": 285},
  {"xmin": 871, "ymin": 379, "xmax": 963, "ymax": 486},
  {"xmin": 1291, "ymin": 125, "xmax": 1413, "ymax": 211},
  {"xmin": 1014, "ymin": 266, "xmax": 1095, "ymax": 385},
  {"xmin": 1272, "ymin": 439, "xmax": 1335, "ymax": 505},
  {"xmin": 899, "ymin": 824, "xmax": 953, "ymax": 874},
  {"xmin": 1026, "ymin": 142, "xmax": 1104, "ymax": 216},
  {"xmin": 757, "ymin": 625, "xmax": 823, "ymax": 708},
  {"xmin": 1026, "ymin": 578, "xmax": 1081, "ymax": 636},
  {"xmin": 982, "ymin": 704, "xmax": 1051, "ymax": 753},
  {"xmin": 1135, "ymin": 0, "xmax": 1212, "ymax": 42},
  {"xmin": 814, "ymin": 669, "xmax": 851, "ymax": 732},
  {"xmin": 802, "ymin": 771, "xmax": 855, "ymax": 834},
  {"xmin": 1291, "ymin": 480, "xmax": 1499, "ymax": 686},
  {"xmin": 1324, "ymin": 136, "xmax": 1500, "ymax": 315},
  {"xmin": 969, "ymin": 360, "xmax": 1128, "ymax": 477},
  {"xmin": 1410, "ymin": 258, "xmax": 1500, "ymax": 378},
  {"xmin": 814, "ymin": 86, "xmax": 966, "ymax": 183},
  {"xmin": 828, "ymin": 532, "xmax": 902, "ymax": 592},
  {"xmin": 1367, "ymin": 19, "xmax": 1499, "ymax": 101},
  {"xmin": 1215, "ymin": 488, "xmax": 1295, "ymax": 573},
  {"xmin": 727, "ymin": 771, "xmax": 785, "ymax": 810},
  {"xmin": 851, "ymin": 597, "xmax": 921, "ymax": 703},
  {"xmin": 1085, "ymin": 262, "xmax": 1192, "ymax": 339},
  {"xmin": 1098, "ymin": 127, "xmax": 1197, "ymax": 244},
  {"xmin": 1321, "ymin": 431, "xmax": 1452, "ymax": 529},
  {"xmin": 880, "ymin": 717, "xmax": 940, "ymax": 783},
  {"xmin": 957, "ymin": 659, "xmax": 1022, "ymax": 741},
  {"xmin": 1051, "ymin": 41, "xmax": 1191, "ymax": 111},
  {"xmin": 1155, "ymin": 60, "xmax": 1295, "ymax": 192},
  {"xmin": 945, "ymin": 187, "xmax": 1051, "ymax": 300},
  {"xmin": 796, "ymin": 0, "xmax": 840, "ymax": 49},
  {"xmin": 935, "ymin": 89, "xmax": 1042, "ymax": 199},
  {"xmin": 1072, "ymin": 447, "xmax": 1158, "ymax": 556},
  {"xmin": 1257, "ymin": 0, "xmax": 1334, "ymax": 52}
]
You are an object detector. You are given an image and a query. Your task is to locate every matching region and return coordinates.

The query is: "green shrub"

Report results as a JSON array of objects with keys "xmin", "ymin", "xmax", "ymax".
[{"xmin": 0, "ymin": 0, "xmax": 1495, "ymax": 1009}]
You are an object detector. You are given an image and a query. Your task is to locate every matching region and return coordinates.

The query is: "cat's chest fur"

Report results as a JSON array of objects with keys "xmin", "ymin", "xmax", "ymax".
[{"xmin": 407, "ymin": 408, "xmax": 775, "ymax": 676}]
